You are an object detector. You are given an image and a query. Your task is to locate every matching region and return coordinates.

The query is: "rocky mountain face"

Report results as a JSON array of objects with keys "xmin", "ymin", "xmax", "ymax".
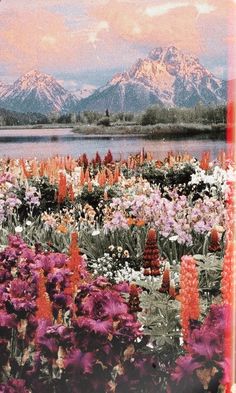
[
  {"xmin": 77, "ymin": 46, "xmax": 227, "ymax": 112},
  {"xmin": 74, "ymin": 86, "xmax": 96, "ymax": 100},
  {"xmin": 0, "ymin": 47, "xmax": 227, "ymax": 115},
  {"xmin": 0, "ymin": 70, "xmax": 80, "ymax": 115},
  {"xmin": 0, "ymin": 82, "xmax": 8, "ymax": 98}
]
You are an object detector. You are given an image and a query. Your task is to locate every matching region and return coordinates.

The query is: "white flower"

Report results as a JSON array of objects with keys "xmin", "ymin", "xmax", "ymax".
[
  {"xmin": 92, "ymin": 229, "xmax": 100, "ymax": 236},
  {"xmin": 169, "ymin": 235, "xmax": 178, "ymax": 241},
  {"xmin": 26, "ymin": 220, "xmax": 32, "ymax": 226},
  {"xmin": 15, "ymin": 226, "xmax": 23, "ymax": 233}
]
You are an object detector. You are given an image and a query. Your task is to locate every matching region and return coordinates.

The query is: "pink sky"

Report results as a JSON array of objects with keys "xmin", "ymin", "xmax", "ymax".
[{"xmin": 0, "ymin": 0, "xmax": 235, "ymax": 89}]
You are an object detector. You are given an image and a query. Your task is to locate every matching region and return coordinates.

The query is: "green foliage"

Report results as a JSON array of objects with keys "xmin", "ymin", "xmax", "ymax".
[
  {"xmin": 141, "ymin": 104, "xmax": 227, "ymax": 126},
  {"xmin": 97, "ymin": 116, "xmax": 111, "ymax": 126},
  {"xmin": 79, "ymin": 227, "xmax": 147, "ymax": 268},
  {"xmin": 79, "ymin": 185, "xmax": 104, "ymax": 209}
]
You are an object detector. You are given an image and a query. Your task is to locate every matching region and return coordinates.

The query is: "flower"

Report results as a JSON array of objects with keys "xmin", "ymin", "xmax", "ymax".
[
  {"xmin": 65, "ymin": 350, "xmax": 94, "ymax": 374},
  {"xmin": 179, "ymin": 256, "xmax": 200, "ymax": 342},
  {"xmin": 15, "ymin": 226, "xmax": 23, "ymax": 233}
]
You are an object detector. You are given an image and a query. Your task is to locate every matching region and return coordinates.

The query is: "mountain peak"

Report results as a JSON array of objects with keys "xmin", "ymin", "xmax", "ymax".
[
  {"xmin": 0, "ymin": 70, "xmax": 80, "ymax": 114},
  {"xmin": 78, "ymin": 46, "xmax": 226, "ymax": 112}
]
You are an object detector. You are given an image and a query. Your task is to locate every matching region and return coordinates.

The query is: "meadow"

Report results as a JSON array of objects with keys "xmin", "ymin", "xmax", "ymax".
[{"xmin": 0, "ymin": 149, "xmax": 234, "ymax": 393}]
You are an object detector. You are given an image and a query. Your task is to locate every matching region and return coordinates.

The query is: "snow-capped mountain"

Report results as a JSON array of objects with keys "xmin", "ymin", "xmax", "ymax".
[
  {"xmin": 78, "ymin": 46, "xmax": 227, "ymax": 112},
  {"xmin": 0, "ymin": 70, "xmax": 80, "ymax": 114},
  {"xmin": 0, "ymin": 81, "xmax": 9, "ymax": 99},
  {"xmin": 74, "ymin": 85, "xmax": 96, "ymax": 100}
]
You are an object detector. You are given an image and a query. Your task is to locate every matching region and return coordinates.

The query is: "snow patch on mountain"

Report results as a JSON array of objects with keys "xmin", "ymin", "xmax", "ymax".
[
  {"xmin": 0, "ymin": 70, "xmax": 80, "ymax": 114},
  {"xmin": 78, "ymin": 46, "xmax": 226, "ymax": 112}
]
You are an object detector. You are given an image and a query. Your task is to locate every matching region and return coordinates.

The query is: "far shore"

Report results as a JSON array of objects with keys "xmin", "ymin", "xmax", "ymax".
[
  {"xmin": 0, "ymin": 122, "xmax": 226, "ymax": 139},
  {"xmin": 73, "ymin": 122, "xmax": 226, "ymax": 139}
]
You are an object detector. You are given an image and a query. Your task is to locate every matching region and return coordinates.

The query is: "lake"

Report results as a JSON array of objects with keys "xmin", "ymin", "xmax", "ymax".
[{"xmin": 0, "ymin": 128, "xmax": 228, "ymax": 160}]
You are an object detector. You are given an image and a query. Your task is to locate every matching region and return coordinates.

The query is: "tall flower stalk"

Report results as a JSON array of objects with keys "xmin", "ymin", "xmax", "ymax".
[{"xmin": 179, "ymin": 256, "xmax": 200, "ymax": 343}]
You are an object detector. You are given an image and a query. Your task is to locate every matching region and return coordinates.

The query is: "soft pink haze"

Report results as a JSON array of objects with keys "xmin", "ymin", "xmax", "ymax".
[{"xmin": 0, "ymin": 0, "xmax": 235, "ymax": 89}]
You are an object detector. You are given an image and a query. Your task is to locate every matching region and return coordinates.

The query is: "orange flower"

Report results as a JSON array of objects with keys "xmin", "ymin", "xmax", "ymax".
[
  {"xmin": 127, "ymin": 218, "xmax": 135, "ymax": 226},
  {"xmin": 159, "ymin": 268, "xmax": 170, "ymax": 293},
  {"xmin": 57, "ymin": 172, "xmax": 67, "ymax": 203},
  {"xmin": 208, "ymin": 228, "xmax": 221, "ymax": 252},
  {"xmin": 199, "ymin": 151, "xmax": 210, "ymax": 171},
  {"xmin": 56, "ymin": 224, "xmax": 68, "ymax": 234},
  {"xmin": 65, "ymin": 232, "xmax": 82, "ymax": 297},
  {"xmin": 179, "ymin": 256, "xmax": 200, "ymax": 343},
  {"xmin": 68, "ymin": 183, "xmax": 75, "ymax": 202},
  {"xmin": 36, "ymin": 270, "xmax": 52, "ymax": 321},
  {"xmin": 136, "ymin": 219, "xmax": 145, "ymax": 227},
  {"xmin": 221, "ymin": 239, "xmax": 233, "ymax": 306}
]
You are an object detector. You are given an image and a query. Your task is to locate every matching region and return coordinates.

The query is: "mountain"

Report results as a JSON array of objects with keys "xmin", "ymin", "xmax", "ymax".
[
  {"xmin": 0, "ymin": 70, "xmax": 80, "ymax": 115},
  {"xmin": 74, "ymin": 85, "xmax": 96, "ymax": 100},
  {"xmin": 77, "ymin": 46, "xmax": 227, "ymax": 112},
  {"xmin": 0, "ymin": 82, "xmax": 8, "ymax": 98}
]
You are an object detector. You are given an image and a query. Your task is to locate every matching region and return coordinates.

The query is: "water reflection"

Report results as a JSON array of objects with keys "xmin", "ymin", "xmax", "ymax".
[{"xmin": 0, "ymin": 128, "xmax": 228, "ymax": 160}]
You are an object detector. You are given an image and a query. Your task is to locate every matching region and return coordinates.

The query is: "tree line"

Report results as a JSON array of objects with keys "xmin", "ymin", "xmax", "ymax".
[{"xmin": 0, "ymin": 104, "xmax": 227, "ymax": 127}]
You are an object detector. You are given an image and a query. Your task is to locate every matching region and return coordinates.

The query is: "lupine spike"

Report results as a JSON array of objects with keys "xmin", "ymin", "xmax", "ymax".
[
  {"xmin": 143, "ymin": 228, "xmax": 161, "ymax": 276},
  {"xmin": 179, "ymin": 256, "xmax": 200, "ymax": 343},
  {"xmin": 36, "ymin": 270, "xmax": 52, "ymax": 321}
]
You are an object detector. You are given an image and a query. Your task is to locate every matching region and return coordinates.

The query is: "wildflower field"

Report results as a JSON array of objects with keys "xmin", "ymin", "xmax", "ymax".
[{"xmin": 0, "ymin": 149, "xmax": 234, "ymax": 393}]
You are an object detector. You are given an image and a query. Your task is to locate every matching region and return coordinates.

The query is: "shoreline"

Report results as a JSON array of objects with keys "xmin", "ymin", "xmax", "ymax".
[
  {"xmin": 0, "ymin": 122, "xmax": 226, "ymax": 140},
  {"xmin": 73, "ymin": 122, "xmax": 226, "ymax": 139}
]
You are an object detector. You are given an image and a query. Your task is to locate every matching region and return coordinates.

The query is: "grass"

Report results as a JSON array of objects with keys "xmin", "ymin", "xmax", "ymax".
[{"xmin": 73, "ymin": 122, "xmax": 226, "ymax": 139}]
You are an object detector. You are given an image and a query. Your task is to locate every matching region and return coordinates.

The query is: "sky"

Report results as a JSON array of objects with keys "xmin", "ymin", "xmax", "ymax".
[{"xmin": 0, "ymin": 0, "xmax": 236, "ymax": 91}]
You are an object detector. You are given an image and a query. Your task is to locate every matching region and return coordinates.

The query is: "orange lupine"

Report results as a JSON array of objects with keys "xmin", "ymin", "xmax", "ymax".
[
  {"xmin": 199, "ymin": 151, "xmax": 210, "ymax": 171},
  {"xmin": 36, "ymin": 270, "xmax": 53, "ymax": 321},
  {"xmin": 221, "ymin": 239, "xmax": 233, "ymax": 306},
  {"xmin": 179, "ymin": 256, "xmax": 200, "ymax": 343},
  {"xmin": 113, "ymin": 165, "xmax": 120, "ymax": 183},
  {"xmin": 68, "ymin": 183, "xmax": 75, "ymax": 202},
  {"xmin": 80, "ymin": 169, "xmax": 85, "ymax": 186},
  {"xmin": 65, "ymin": 232, "xmax": 82, "ymax": 297},
  {"xmin": 57, "ymin": 172, "xmax": 67, "ymax": 203},
  {"xmin": 84, "ymin": 168, "xmax": 90, "ymax": 183},
  {"xmin": 20, "ymin": 159, "xmax": 30, "ymax": 178},
  {"xmin": 159, "ymin": 267, "xmax": 170, "ymax": 293},
  {"xmin": 108, "ymin": 172, "xmax": 114, "ymax": 186}
]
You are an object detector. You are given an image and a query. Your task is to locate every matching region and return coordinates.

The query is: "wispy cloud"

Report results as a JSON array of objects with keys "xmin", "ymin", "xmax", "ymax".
[
  {"xmin": 144, "ymin": 2, "xmax": 189, "ymax": 17},
  {"xmin": 0, "ymin": 0, "xmax": 233, "ymax": 83}
]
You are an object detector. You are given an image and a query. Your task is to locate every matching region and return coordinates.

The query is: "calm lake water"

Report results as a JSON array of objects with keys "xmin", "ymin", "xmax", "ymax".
[{"xmin": 0, "ymin": 128, "xmax": 228, "ymax": 160}]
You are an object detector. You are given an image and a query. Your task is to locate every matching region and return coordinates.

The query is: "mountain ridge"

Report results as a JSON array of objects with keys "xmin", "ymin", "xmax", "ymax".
[
  {"xmin": 0, "ymin": 70, "xmax": 80, "ymax": 115},
  {"xmin": 0, "ymin": 46, "xmax": 227, "ymax": 115},
  {"xmin": 78, "ymin": 46, "xmax": 227, "ymax": 112}
]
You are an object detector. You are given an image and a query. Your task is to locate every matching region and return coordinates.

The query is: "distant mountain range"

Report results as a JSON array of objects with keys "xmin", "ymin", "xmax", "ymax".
[
  {"xmin": 0, "ymin": 46, "xmax": 227, "ymax": 115},
  {"xmin": 0, "ymin": 70, "xmax": 79, "ymax": 115}
]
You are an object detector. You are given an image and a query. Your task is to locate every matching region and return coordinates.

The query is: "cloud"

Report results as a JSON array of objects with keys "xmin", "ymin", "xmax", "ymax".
[
  {"xmin": 144, "ymin": 2, "xmax": 189, "ymax": 17},
  {"xmin": 0, "ymin": 0, "xmax": 234, "ymax": 83},
  {"xmin": 91, "ymin": 0, "xmax": 205, "ymax": 54},
  {"xmin": 195, "ymin": 2, "xmax": 216, "ymax": 14}
]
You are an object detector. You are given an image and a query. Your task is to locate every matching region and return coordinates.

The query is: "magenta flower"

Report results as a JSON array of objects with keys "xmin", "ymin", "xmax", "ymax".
[
  {"xmin": 171, "ymin": 355, "xmax": 201, "ymax": 383},
  {"xmin": 76, "ymin": 316, "xmax": 113, "ymax": 335},
  {"xmin": 0, "ymin": 311, "xmax": 16, "ymax": 328},
  {"xmin": 65, "ymin": 349, "xmax": 94, "ymax": 374}
]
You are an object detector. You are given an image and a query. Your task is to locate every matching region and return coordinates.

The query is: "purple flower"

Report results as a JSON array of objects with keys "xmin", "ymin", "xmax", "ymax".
[
  {"xmin": 65, "ymin": 349, "xmax": 94, "ymax": 374},
  {"xmin": 172, "ymin": 355, "xmax": 201, "ymax": 383},
  {"xmin": 0, "ymin": 311, "xmax": 16, "ymax": 328},
  {"xmin": 76, "ymin": 316, "xmax": 113, "ymax": 335}
]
